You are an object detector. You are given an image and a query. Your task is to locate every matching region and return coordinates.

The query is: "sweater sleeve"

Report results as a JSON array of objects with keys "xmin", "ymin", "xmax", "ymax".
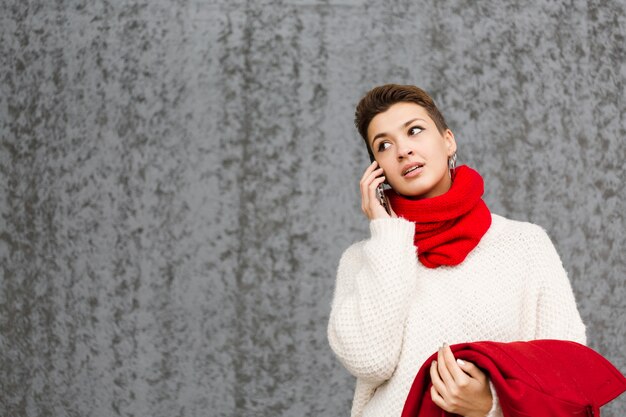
[
  {"xmin": 531, "ymin": 227, "xmax": 587, "ymax": 344},
  {"xmin": 327, "ymin": 217, "xmax": 419, "ymax": 383}
]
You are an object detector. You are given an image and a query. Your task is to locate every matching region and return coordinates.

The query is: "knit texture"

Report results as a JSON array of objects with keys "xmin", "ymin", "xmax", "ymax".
[
  {"xmin": 386, "ymin": 165, "xmax": 492, "ymax": 268},
  {"xmin": 327, "ymin": 214, "xmax": 586, "ymax": 417}
]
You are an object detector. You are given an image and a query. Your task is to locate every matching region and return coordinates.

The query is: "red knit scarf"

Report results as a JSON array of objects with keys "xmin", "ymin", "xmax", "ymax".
[{"xmin": 386, "ymin": 165, "xmax": 492, "ymax": 268}]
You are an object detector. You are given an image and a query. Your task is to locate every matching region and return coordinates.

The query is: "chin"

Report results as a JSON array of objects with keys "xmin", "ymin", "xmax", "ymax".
[
  {"xmin": 396, "ymin": 186, "xmax": 431, "ymax": 200},
  {"xmin": 397, "ymin": 174, "xmax": 450, "ymax": 199}
]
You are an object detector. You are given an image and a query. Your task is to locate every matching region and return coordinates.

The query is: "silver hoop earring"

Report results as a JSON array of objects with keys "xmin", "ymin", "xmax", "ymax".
[{"xmin": 448, "ymin": 153, "xmax": 457, "ymax": 181}]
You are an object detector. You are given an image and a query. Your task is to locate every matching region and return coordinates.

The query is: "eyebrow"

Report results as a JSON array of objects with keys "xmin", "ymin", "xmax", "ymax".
[{"xmin": 370, "ymin": 118, "xmax": 426, "ymax": 146}]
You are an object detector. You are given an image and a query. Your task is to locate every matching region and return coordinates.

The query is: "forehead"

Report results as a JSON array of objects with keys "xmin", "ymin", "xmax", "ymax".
[{"xmin": 367, "ymin": 102, "xmax": 431, "ymax": 139}]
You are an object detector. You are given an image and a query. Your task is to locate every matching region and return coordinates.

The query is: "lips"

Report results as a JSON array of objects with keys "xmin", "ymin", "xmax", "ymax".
[{"xmin": 402, "ymin": 162, "xmax": 425, "ymax": 177}]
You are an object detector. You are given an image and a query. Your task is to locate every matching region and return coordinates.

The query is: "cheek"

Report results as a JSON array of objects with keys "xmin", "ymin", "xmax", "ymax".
[
  {"xmin": 376, "ymin": 154, "xmax": 394, "ymax": 172},
  {"xmin": 430, "ymin": 141, "xmax": 450, "ymax": 161}
]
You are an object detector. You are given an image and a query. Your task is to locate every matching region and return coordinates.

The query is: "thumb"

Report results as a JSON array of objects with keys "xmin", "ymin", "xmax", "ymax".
[{"xmin": 456, "ymin": 359, "xmax": 486, "ymax": 381}]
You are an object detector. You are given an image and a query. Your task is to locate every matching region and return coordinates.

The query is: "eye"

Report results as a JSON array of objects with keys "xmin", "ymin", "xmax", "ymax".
[
  {"xmin": 408, "ymin": 126, "xmax": 423, "ymax": 136},
  {"xmin": 377, "ymin": 141, "xmax": 391, "ymax": 152}
]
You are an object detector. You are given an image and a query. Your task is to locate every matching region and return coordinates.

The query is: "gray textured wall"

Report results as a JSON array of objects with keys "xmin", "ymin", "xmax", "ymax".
[{"xmin": 1, "ymin": 1, "xmax": 624, "ymax": 416}]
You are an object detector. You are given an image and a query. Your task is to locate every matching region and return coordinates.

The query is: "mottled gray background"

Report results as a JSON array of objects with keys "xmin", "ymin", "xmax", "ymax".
[{"xmin": 1, "ymin": 1, "xmax": 624, "ymax": 416}]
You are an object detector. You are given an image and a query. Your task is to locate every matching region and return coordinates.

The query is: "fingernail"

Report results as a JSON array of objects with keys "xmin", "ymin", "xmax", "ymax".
[
  {"xmin": 442, "ymin": 342, "xmax": 448, "ymax": 348},
  {"xmin": 432, "ymin": 360, "xmax": 437, "ymax": 366},
  {"xmin": 456, "ymin": 358, "xmax": 465, "ymax": 366}
]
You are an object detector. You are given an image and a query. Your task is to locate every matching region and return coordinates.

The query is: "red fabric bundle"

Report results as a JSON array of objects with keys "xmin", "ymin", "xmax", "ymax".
[
  {"xmin": 386, "ymin": 165, "xmax": 492, "ymax": 268},
  {"xmin": 401, "ymin": 340, "xmax": 626, "ymax": 417}
]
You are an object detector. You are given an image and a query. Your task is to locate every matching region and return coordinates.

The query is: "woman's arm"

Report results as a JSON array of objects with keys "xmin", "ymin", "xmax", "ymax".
[{"xmin": 327, "ymin": 217, "xmax": 418, "ymax": 383}]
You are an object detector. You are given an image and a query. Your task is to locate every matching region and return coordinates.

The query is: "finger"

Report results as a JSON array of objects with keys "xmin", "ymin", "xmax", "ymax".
[
  {"xmin": 361, "ymin": 167, "xmax": 384, "ymax": 185},
  {"xmin": 369, "ymin": 177, "xmax": 389, "ymax": 218},
  {"xmin": 367, "ymin": 176, "xmax": 387, "ymax": 207},
  {"xmin": 437, "ymin": 346, "xmax": 456, "ymax": 388},
  {"xmin": 361, "ymin": 170, "xmax": 383, "ymax": 201},
  {"xmin": 368, "ymin": 174, "xmax": 386, "ymax": 190},
  {"xmin": 456, "ymin": 359, "xmax": 487, "ymax": 382},
  {"xmin": 360, "ymin": 161, "xmax": 380, "ymax": 182},
  {"xmin": 360, "ymin": 168, "xmax": 381, "ymax": 210},
  {"xmin": 430, "ymin": 360, "xmax": 449, "ymax": 400},
  {"xmin": 361, "ymin": 175, "xmax": 387, "ymax": 219},
  {"xmin": 442, "ymin": 344, "xmax": 469, "ymax": 385},
  {"xmin": 430, "ymin": 384, "xmax": 448, "ymax": 411},
  {"xmin": 360, "ymin": 180, "xmax": 370, "ymax": 214},
  {"xmin": 360, "ymin": 168, "xmax": 384, "ymax": 196},
  {"xmin": 359, "ymin": 162, "xmax": 382, "ymax": 192}
]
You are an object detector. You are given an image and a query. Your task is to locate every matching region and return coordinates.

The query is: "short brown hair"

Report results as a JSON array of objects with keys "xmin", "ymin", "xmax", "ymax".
[{"xmin": 354, "ymin": 84, "xmax": 449, "ymax": 158}]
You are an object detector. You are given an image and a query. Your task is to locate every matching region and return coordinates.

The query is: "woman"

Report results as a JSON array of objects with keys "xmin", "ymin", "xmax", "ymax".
[{"xmin": 327, "ymin": 84, "xmax": 586, "ymax": 417}]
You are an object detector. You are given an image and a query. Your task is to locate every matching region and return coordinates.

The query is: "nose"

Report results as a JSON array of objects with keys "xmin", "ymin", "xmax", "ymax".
[{"xmin": 396, "ymin": 139, "xmax": 414, "ymax": 160}]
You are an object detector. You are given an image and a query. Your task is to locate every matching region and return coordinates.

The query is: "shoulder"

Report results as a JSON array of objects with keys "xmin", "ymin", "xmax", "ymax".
[
  {"xmin": 477, "ymin": 214, "xmax": 561, "ymax": 265},
  {"xmin": 486, "ymin": 213, "xmax": 554, "ymax": 247},
  {"xmin": 478, "ymin": 214, "xmax": 568, "ymax": 284}
]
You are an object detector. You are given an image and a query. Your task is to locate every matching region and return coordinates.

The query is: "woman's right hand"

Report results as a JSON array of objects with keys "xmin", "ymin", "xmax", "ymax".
[{"xmin": 360, "ymin": 161, "xmax": 396, "ymax": 220}]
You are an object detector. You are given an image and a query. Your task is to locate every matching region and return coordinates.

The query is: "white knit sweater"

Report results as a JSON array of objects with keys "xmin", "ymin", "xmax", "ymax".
[{"xmin": 327, "ymin": 214, "xmax": 586, "ymax": 417}]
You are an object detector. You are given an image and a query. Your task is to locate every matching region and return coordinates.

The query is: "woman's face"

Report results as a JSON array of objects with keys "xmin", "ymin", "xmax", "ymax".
[{"xmin": 367, "ymin": 102, "xmax": 457, "ymax": 199}]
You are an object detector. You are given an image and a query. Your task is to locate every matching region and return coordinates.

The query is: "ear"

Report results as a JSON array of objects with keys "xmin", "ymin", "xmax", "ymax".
[{"xmin": 443, "ymin": 129, "xmax": 457, "ymax": 156}]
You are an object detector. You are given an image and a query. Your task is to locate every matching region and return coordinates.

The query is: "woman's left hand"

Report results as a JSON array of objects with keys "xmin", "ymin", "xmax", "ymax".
[{"xmin": 429, "ymin": 343, "xmax": 493, "ymax": 417}]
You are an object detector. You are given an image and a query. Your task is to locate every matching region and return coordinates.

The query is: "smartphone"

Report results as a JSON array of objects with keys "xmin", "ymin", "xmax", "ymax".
[
  {"xmin": 370, "ymin": 154, "xmax": 391, "ymax": 215},
  {"xmin": 376, "ymin": 183, "xmax": 391, "ymax": 215}
]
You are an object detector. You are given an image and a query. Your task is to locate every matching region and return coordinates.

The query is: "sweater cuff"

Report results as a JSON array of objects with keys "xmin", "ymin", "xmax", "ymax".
[
  {"xmin": 369, "ymin": 217, "xmax": 415, "ymax": 247},
  {"xmin": 484, "ymin": 380, "xmax": 502, "ymax": 417}
]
